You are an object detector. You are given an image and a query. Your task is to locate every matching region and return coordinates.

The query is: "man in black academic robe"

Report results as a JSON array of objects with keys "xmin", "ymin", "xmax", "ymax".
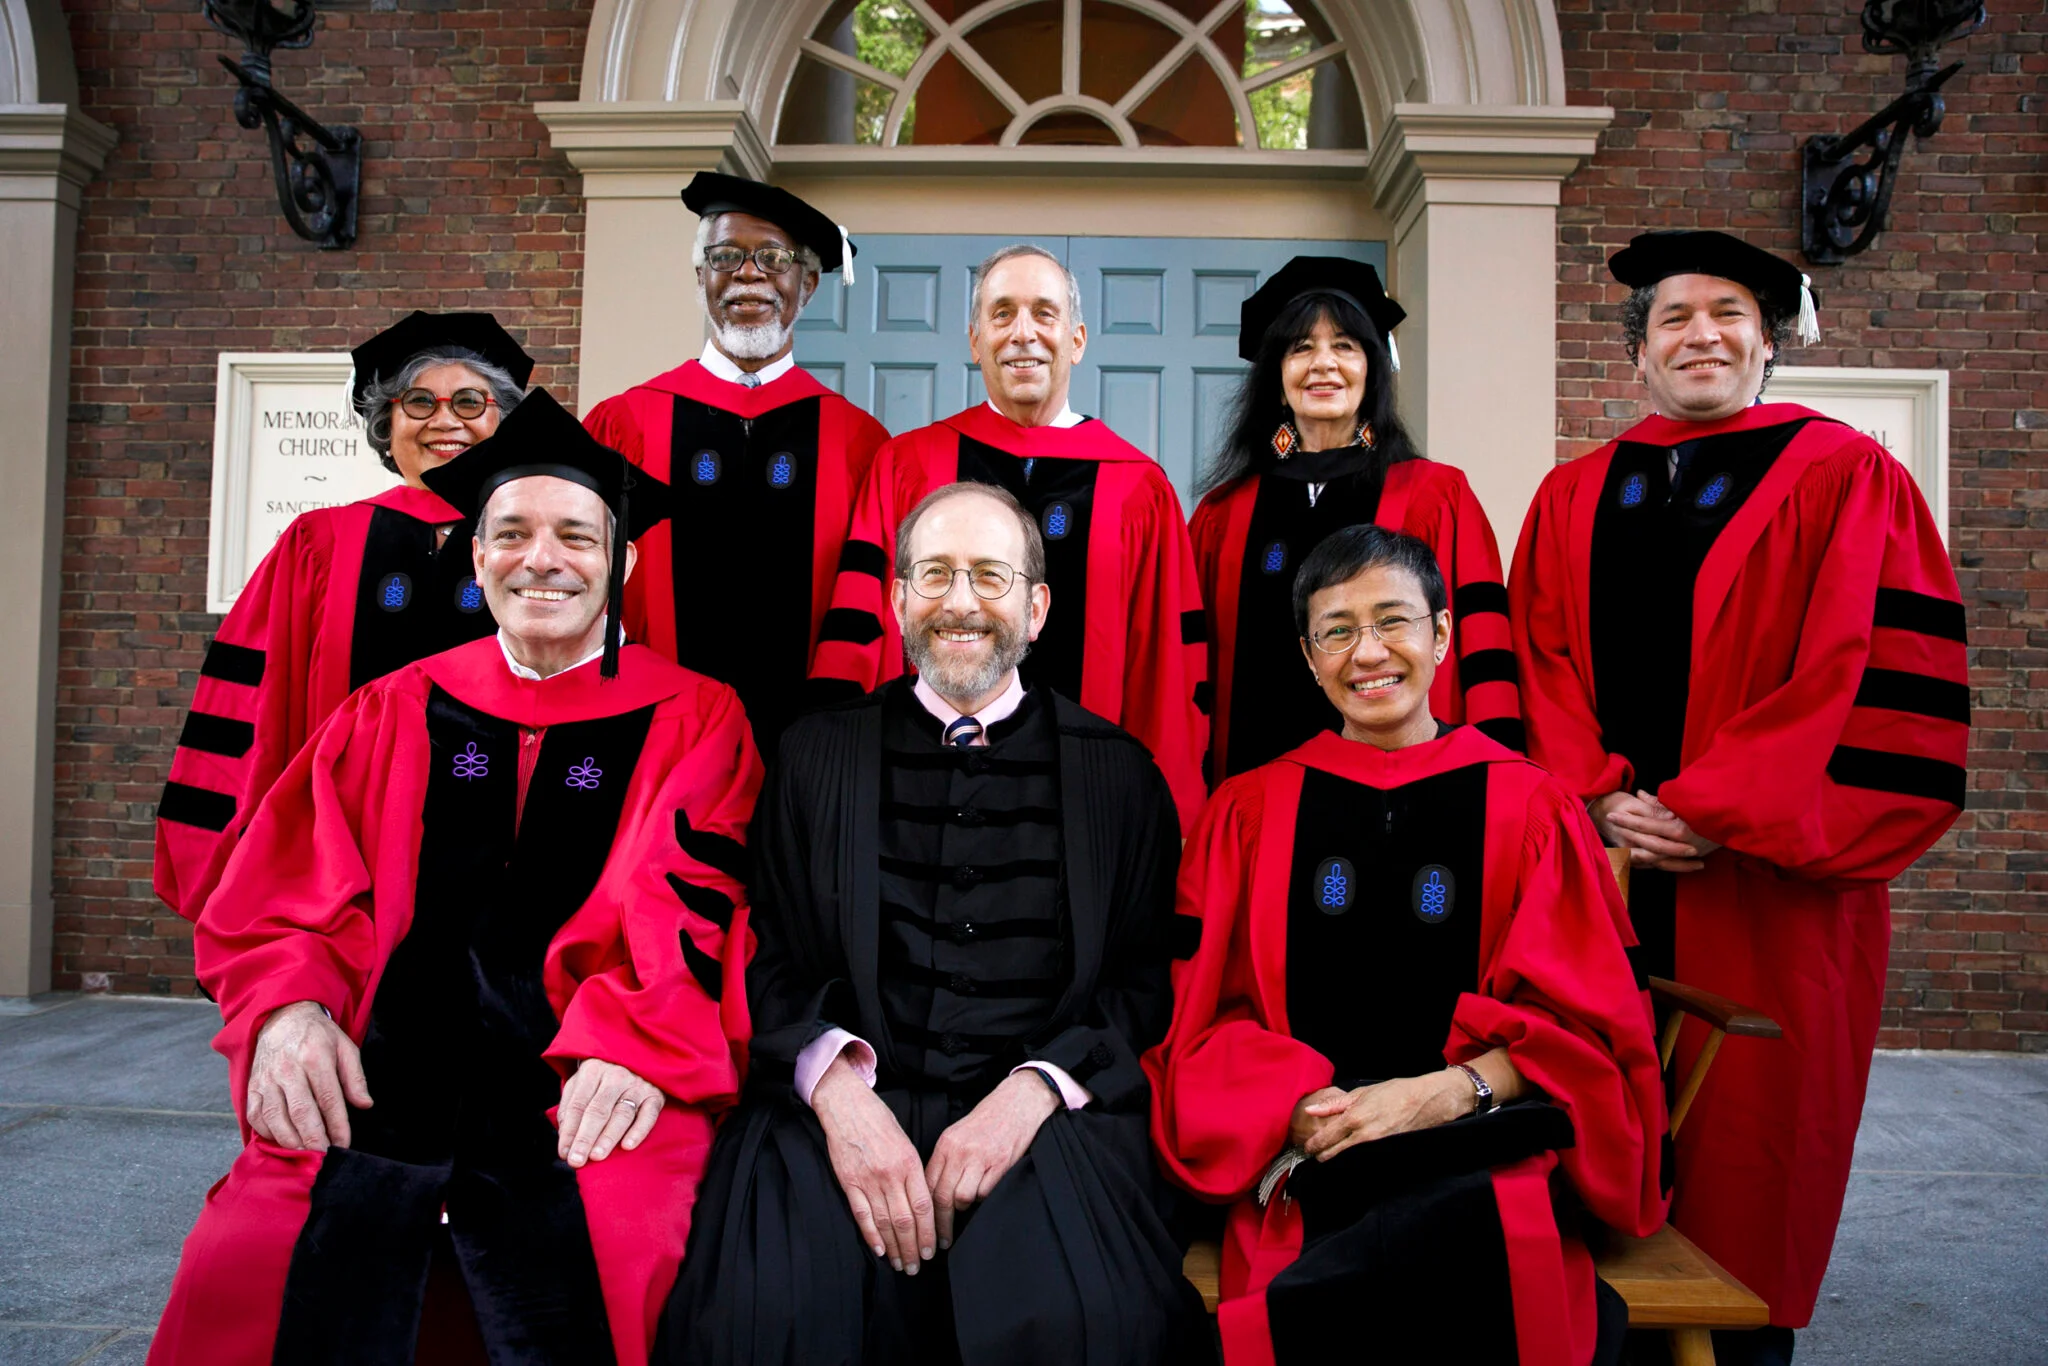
[{"xmin": 660, "ymin": 482, "xmax": 1208, "ymax": 1366}]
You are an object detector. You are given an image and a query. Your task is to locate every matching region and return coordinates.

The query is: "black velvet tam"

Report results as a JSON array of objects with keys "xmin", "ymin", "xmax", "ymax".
[
  {"xmin": 420, "ymin": 388, "xmax": 669, "ymax": 543},
  {"xmin": 683, "ymin": 172, "xmax": 853, "ymax": 274},
  {"xmin": 1608, "ymin": 230, "xmax": 1811, "ymax": 318},
  {"xmin": 1239, "ymin": 256, "xmax": 1406, "ymax": 360},
  {"xmin": 350, "ymin": 310, "xmax": 533, "ymax": 414}
]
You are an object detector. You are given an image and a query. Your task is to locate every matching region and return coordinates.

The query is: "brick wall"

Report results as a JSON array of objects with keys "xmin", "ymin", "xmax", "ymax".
[
  {"xmin": 52, "ymin": 0, "xmax": 592, "ymax": 994},
  {"xmin": 1556, "ymin": 0, "xmax": 2047, "ymax": 1050}
]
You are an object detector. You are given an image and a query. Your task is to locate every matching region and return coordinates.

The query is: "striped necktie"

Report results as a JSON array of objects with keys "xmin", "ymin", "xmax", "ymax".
[
  {"xmin": 944, "ymin": 715, "xmax": 983, "ymax": 748},
  {"xmin": 740, "ymin": 371, "xmax": 762, "ymax": 389}
]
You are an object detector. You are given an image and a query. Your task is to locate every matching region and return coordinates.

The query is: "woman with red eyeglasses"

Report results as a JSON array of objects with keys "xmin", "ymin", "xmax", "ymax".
[{"xmin": 155, "ymin": 311, "xmax": 532, "ymax": 923}]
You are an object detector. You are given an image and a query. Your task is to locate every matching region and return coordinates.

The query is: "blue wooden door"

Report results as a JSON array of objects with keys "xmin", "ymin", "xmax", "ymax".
[{"xmin": 796, "ymin": 235, "xmax": 1387, "ymax": 507}]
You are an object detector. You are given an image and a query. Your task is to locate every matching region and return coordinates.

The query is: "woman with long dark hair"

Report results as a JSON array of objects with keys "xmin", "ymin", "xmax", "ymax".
[
  {"xmin": 153, "ymin": 311, "xmax": 532, "ymax": 922},
  {"xmin": 1190, "ymin": 257, "xmax": 1521, "ymax": 783}
]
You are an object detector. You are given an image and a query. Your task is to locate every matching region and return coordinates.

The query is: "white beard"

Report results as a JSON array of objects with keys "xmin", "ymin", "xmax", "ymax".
[{"xmin": 700, "ymin": 281, "xmax": 794, "ymax": 361}]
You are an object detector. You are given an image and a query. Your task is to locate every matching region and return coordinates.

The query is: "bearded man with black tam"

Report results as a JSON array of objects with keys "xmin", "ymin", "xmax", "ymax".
[
  {"xmin": 584, "ymin": 172, "xmax": 889, "ymax": 755},
  {"xmin": 148, "ymin": 391, "xmax": 763, "ymax": 1366},
  {"xmin": 1510, "ymin": 230, "xmax": 1968, "ymax": 1364},
  {"xmin": 660, "ymin": 481, "xmax": 1209, "ymax": 1366}
]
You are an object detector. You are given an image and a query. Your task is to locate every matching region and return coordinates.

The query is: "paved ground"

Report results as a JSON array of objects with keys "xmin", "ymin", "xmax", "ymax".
[{"xmin": 0, "ymin": 994, "xmax": 2042, "ymax": 1364}]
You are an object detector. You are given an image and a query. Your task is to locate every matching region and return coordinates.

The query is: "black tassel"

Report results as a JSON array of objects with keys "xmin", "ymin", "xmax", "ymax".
[{"xmin": 601, "ymin": 468, "xmax": 629, "ymax": 679}]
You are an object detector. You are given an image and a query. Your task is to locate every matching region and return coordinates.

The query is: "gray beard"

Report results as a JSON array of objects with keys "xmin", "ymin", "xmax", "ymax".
[
  {"xmin": 905, "ymin": 617, "xmax": 1031, "ymax": 704},
  {"xmin": 701, "ymin": 283, "xmax": 794, "ymax": 361}
]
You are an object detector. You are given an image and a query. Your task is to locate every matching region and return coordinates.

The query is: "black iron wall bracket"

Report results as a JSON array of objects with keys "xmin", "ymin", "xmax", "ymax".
[{"xmin": 205, "ymin": 2, "xmax": 361, "ymax": 251}]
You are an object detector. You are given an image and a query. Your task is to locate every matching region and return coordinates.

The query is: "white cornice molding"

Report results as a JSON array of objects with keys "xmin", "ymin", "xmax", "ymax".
[
  {"xmin": 534, "ymin": 100, "xmax": 769, "ymax": 194},
  {"xmin": 772, "ymin": 143, "xmax": 1373, "ymax": 180},
  {"xmin": 1367, "ymin": 102, "xmax": 1613, "ymax": 231},
  {"xmin": 0, "ymin": 104, "xmax": 116, "ymax": 205}
]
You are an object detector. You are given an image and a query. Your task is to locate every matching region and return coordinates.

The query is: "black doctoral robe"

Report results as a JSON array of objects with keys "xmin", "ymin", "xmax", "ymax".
[{"xmin": 659, "ymin": 680, "xmax": 1209, "ymax": 1366}]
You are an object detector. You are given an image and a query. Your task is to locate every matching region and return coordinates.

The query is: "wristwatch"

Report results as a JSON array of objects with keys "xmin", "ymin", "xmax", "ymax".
[{"xmin": 1451, "ymin": 1062, "xmax": 1496, "ymax": 1115}]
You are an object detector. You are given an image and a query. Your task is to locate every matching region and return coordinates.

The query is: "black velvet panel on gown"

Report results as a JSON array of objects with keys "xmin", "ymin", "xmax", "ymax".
[
  {"xmin": 666, "ymin": 393, "xmax": 823, "ymax": 755},
  {"xmin": 1587, "ymin": 420, "xmax": 1803, "ymax": 979},
  {"xmin": 953, "ymin": 439, "xmax": 1100, "ymax": 703},
  {"xmin": 348, "ymin": 505, "xmax": 497, "ymax": 693},
  {"xmin": 1226, "ymin": 468, "xmax": 1383, "ymax": 777},
  {"xmin": 272, "ymin": 688, "xmax": 657, "ymax": 1365}
]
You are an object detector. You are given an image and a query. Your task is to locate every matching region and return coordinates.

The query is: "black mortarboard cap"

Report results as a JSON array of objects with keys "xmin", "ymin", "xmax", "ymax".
[
  {"xmin": 1239, "ymin": 256, "xmax": 1407, "ymax": 363},
  {"xmin": 421, "ymin": 387, "xmax": 670, "ymax": 678},
  {"xmin": 683, "ymin": 171, "xmax": 855, "ymax": 277},
  {"xmin": 349, "ymin": 311, "xmax": 534, "ymax": 415},
  {"xmin": 1608, "ymin": 231, "xmax": 1819, "ymax": 342}
]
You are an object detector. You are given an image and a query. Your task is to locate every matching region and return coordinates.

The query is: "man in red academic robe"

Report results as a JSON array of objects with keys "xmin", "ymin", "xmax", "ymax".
[
  {"xmin": 1148, "ymin": 526, "xmax": 1664, "ymax": 1366},
  {"xmin": 155, "ymin": 310, "xmax": 534, "ymax": 921},
  {"xmin": 1510, "ymin": 231, "xmax": 1968, "ymax": 1363},
  {"xmin": 149, "ymin": 391, "xmax": 763, "ymax": 1366},
  {"xmin": 582, "ymin": 172, "xmax": 888, "ymax": 755},
  {"xmin": 809, "ymin": 244, "xmax": 1209, "ymax": 829}
]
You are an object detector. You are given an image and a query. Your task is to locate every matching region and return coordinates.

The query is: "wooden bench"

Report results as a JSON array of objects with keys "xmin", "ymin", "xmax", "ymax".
[{"xmin": 1178, "ymin": 849, "xmax": 1782, "ymax": 1366}]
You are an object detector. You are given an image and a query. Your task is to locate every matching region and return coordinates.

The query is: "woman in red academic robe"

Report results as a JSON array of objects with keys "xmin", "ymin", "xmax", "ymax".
[
  {"xmin": 154, "ymin": 311, "xmax": 534, "ymax": 922},
  {"xmin": 1191, "ymin": 257, "xmax": 1520, "ymax": 786},
  {"xmin": 1146, "ymin": 525, "xmax": 1665, "ymax": 1366}
]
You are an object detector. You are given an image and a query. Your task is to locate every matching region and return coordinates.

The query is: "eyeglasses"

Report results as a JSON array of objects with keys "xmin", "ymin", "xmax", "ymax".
[
  {"xmin": 905, "ymin": 560, "xmax": 1027, "ymax": 600},
  {"xmin": 1308, "ymin": 614, "xmax": 1436, "ymax": 654},
  {"xmin": 703, "ymin": 244, "xmax": 801, "ymax": 276},
  {"xmin": 396, "ymin": 388, "xmax": 495, "ymax": 420}
]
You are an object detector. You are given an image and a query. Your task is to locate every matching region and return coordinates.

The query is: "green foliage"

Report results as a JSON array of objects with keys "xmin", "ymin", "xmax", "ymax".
[
  {"xmin": 1243, "ymin": 0, "xmax": 1314, "ymax": 150},
  {"xmin": 853, "ymin": 1, "xmax": 927, "ymax": 144}
]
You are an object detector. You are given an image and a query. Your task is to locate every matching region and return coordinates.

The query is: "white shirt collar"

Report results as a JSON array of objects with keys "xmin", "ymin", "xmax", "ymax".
[
  {"xmin": 912, "ymin": 671, "xmax": 1027, "ymax": 733},
  {"xmin": 498, "ymin": 619, "xmax": 612, "ymax": 682},
  {"xmin": 985, "ymin": 398, "xmax": 1083, "ymax": 429},
  {"xmin": 699, "ymin": 340, "xmax": 797, "ymax": 387}
]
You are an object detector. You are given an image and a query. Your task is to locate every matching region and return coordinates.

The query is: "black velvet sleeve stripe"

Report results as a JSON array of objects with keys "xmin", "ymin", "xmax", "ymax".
[
  {"xmin": 1854, "ymin": 667, "xmax": 1971, "ymax": 725},
  {"xmin": 158, "ymin": 781, "xmax": 236, "ymax": 832},
  {"xmin": 1873, "ymin": 587, "xmax": 1967, "ymax": 643},
  {"xmin": 667, "ymin": 872, "xmax": 735, "ymax": 931},
  {"xmin": 1473, "ymin": 716, "xmax": 1527, "ymax": 752},
  {"xmin": 177, "ymin": 711, "xmax": 256, "ymax": 758},
  {"xmin": 836, "ymin": 539, "xmax": 890, "ymax": 580},
  {"xmin": 673, "ymin": 810, "xmax": 749, "ymax": 884},
  {"xmin": 1181, "ymin": 609, "xmax": 1207, "ymax": 645},
  {"xmin": 817, "ymin": 607, "xmax": 884, "ymax": 646},
  {"xmin": 678, "ymin": 930, "xmax": 723, "ymax": 1002},
  {"xmin": 1459, "ymin": 649, "xmax": 1519, "ymax": 688},
  {"xmin": 1454, "ymin": 581, "xmax": 1509, "ymax": 618},
  {"xmin": 199, "ymin": 640, "xmax": 265, "ymax": 687},
  {"xmin": 1193, "ymin": 679, "xmax": 1214, "ymax": 716},
  {"xmin": 1827, "ymin": 745, "xmax": 1966, "ymax": 807}
]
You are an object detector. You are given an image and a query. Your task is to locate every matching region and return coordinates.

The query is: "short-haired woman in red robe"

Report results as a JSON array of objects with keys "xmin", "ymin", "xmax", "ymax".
[
  {"xmin": 154, "ymin": 311, "xmax": 532, "ymax": 922},
  {"xmin": 1146, "ymin": 525, "xmax": 1667, "ymax": 1366}
]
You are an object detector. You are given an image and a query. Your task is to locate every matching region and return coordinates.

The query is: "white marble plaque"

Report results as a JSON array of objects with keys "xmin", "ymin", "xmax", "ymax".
[
  {"xmin": 1765, "ymin": 366, "xmax": 1949, "ymax": 544},
  {"xmin": 208, "ymin": 353, "xmax": 401, "ymax": 613}
]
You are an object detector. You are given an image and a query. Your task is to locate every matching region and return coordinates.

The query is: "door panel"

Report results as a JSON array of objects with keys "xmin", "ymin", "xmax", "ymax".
[{"xmin": 796, "ymin": 235, "xmax": 1386, "ymax": 508}]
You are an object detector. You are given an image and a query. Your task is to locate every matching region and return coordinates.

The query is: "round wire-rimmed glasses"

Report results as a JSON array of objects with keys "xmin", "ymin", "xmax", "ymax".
[
  {"xmin": 1308, "ymin": 613, "xmax": 1436, "ymax": 654},
  {"xmin": 905, "ymin": 559, "xmax": 1027, "ymax": 600}
]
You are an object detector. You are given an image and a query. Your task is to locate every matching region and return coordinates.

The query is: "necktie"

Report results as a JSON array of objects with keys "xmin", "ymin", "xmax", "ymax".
[
  {"xmin": 944, "ymin": 715, "xmax": 983, "ymax": 748},
  {"xmin": 740, "ymin": 372, "xmax": 762, "ymax": 389}
]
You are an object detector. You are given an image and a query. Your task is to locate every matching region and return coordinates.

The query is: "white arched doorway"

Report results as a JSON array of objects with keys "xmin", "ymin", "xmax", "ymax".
[{"xmin": 537, "ymin": 0, "xmax": 1611, "ymax": 537}]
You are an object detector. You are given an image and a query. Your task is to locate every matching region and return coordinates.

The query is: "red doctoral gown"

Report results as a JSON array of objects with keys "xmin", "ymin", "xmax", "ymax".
[
  {"xmin": 583, "ymin": 359, "xmax": 888, "ymax": 752},
  {"xmin": 1192, "ymin": 457, "xmax": 1521, "ymax": 783},
  {"xmin": 808, "ymin": 404, "xmax": 1209, "ymax": 830},
  {"xmin": 155, "ymin": 484, "xmax": 495, "ymax": 920},
  {"xmin": 1147, "ymin": 728, "xmax": 1665, "ymax": 1366},
  {"xmin": 1509, "ymin": 404, "xmax": 1968, "ymax": 1325},
  {"xmin": 149, "ymin": 639, "xmax": 762, "ymax": 1366}
]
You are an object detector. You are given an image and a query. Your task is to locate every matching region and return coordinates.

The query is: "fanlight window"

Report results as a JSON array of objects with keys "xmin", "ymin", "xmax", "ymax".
[{"xmin": 778, "ymin": 0, "xmax": 1365, "ymax": 150}]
